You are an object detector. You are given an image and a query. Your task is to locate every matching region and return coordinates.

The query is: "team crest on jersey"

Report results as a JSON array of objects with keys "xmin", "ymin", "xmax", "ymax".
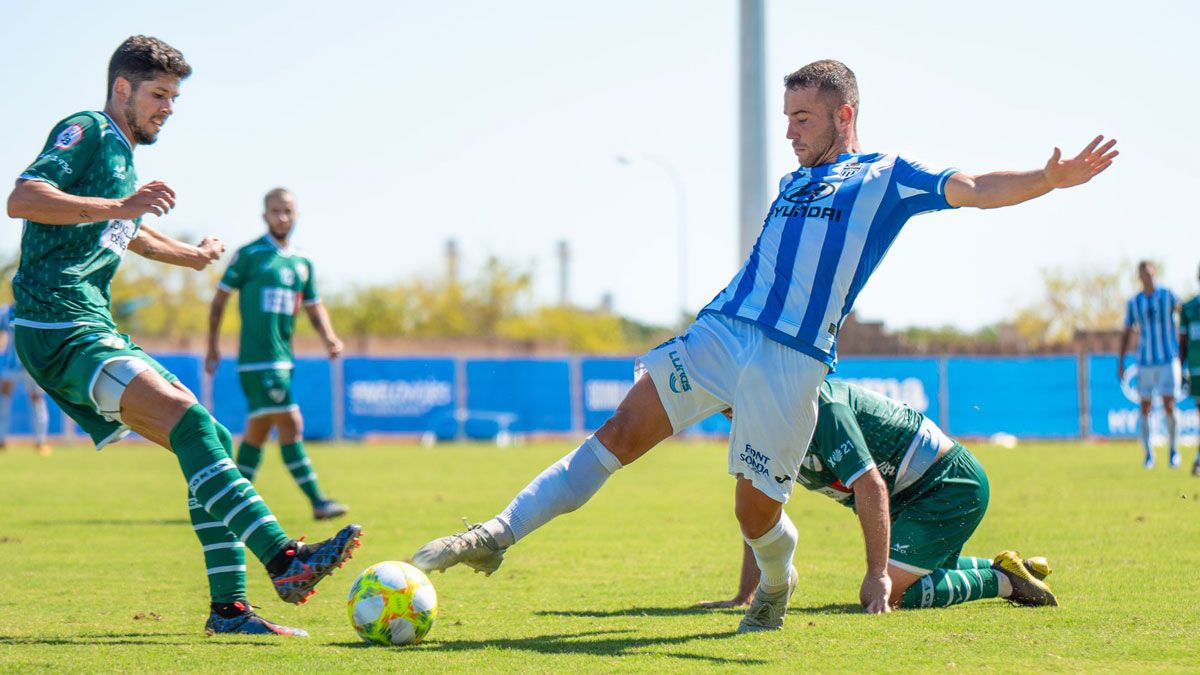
[
  {"xmin": 279, "ymin": 268, "xmax": 295, "ymax": 286},
  {"xmin": 53, "ymin": 124, "xmax": 84, "ymax": 150}
]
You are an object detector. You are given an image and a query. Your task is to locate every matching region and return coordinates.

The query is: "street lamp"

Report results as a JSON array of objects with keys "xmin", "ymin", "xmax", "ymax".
[{"xmin": 616, "ymin": 153, "xmax": 688, "ymax": 323}]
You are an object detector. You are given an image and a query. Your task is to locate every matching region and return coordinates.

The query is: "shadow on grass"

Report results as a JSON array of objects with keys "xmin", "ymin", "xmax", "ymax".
[
  {"xmin": 537, "ymin": 605, "xmax": 743, "ymax": 618},
  {"xmin": 29, "ymin": 518, "xmax": 189, "ymax": 527},
  {"xmin": 792, "ymin": 603, "xmax": 864, "ymax": 615},
  {"xmin": 0, "ymin": 631, "xmax": 286, "ymax": 648},
  {"xmin": 334, "ymin": 629, "xmax": 759, "ymax": 664}
]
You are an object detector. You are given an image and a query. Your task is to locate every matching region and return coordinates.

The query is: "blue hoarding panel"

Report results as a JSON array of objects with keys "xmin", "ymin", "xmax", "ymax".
[
  {"xmin": 467, "ymin": 359, "xmax": 571, "ymax": 433},
  {"xmin": 343, "ymin": 357, "xmax": 456, "ymax": 436},
  {"xmin": 580, "ymin": 358, "xmax": 634, "ymax": 429},
  {"xmin": 1086, "ymin": 354, "xmax": 1196, "ymax": 438},
  {"xmin": 947, "ymin": 356, "xmax": 1079, "ymax": 437},
  {"xmin": 832, "ymin": 357, "xmax": 941, "ymax": 426}
]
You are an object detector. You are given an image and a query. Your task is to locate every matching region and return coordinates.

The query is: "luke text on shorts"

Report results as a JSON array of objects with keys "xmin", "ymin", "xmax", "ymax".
[
  {"xmin": 697, "ymin": 382, "xmax": 1057, "ymax": 613},
  {"xmin": 5, "ymin": 36, "xmax": 361, "ymax": 637},
  {"xmin": 1119, "ymin": 261, "xmax": 1182, "ymax": 469},
  {"xmin": 410, "ymin": 59, "xmax": 1116, "ymax": 632},
  {"xmin": 207, "ymin": 188, "xmax": 348, "ymax": 521}
]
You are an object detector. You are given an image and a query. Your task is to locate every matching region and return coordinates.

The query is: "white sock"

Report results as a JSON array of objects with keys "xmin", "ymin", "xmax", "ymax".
[
  {"xmin": 1138, "ymin": 411, "xmax": 1152, "ymax": 458},
  {"xmin": 486, "ymin": 435, "xmax": 622, "ymax": 547},
  {"xmin": 997, "ymin": 572, "xmax": 1013, "ymax": 598},
  {"xmin": 1166, "ymin": 410, "xmax": 1178, "ymax": 454},
  {"xmin": 31, "ymin": 397, "xmax": 48, "ymax": 446},
  {"xmin": 745, "ymin": 511, "xmax": 797, "ymax": 593}
]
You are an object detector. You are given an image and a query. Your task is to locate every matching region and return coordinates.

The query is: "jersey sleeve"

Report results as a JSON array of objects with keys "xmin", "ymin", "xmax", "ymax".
[
  {"xmin": 218, "ymin": 251, "xmax": 248, "ymax": 292},
  {"xmin": 20, "ymin": 113, "xmax": 102, "ymax": 190},
  {"xmin": 893, "ymin": 155, "xmax": 959, "ymax": 216},
  {"xmin": 813, "ymin": 402, "xmax": 876, "ymax": 487},
  {"xmin": 301, "ymin": 258, "xmax": 319, "ymax": 304}
]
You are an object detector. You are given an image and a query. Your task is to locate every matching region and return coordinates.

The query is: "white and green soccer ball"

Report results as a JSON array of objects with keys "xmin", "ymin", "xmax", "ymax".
[{"xmin": 347, "ymin": 561, "xmax": 437, "ymax": 646}]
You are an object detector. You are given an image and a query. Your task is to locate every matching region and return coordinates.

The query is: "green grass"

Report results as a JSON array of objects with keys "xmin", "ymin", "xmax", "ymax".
[{"xmin": 1, "ymin": 439, "xmax": 1198, "ymax": 672}]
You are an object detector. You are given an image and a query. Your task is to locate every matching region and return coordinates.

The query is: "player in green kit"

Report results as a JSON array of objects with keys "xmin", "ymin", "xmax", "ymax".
[
  {"xmin": 206, "ymin": 188, "xmax": 348, "ymax": 519},
  {"xmin": 698, "ymin": 381, "xmax": 1057, "ymax": 614},
  {"xmin": 5, "ymin": 36, "xmax": 362, "ymax": 636},
  {"xmin": 1179, "ymin": 263, "xmax": 1200, "ymax": 477}
]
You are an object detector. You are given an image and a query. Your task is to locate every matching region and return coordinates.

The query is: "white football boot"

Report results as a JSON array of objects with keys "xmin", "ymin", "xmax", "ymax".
[
  {"xmin": 737, "ymin": 566, "xmax": 798, "ymax": 633},
  {"xmin": 410, "ymin": 520, "xmax": 507, "ymax": 575}
]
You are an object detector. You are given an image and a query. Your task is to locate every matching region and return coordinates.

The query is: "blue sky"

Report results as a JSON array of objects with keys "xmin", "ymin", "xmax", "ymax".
[{"xmin": 2, "ymin": 1, "xmax": 1197, "ymax": 330}]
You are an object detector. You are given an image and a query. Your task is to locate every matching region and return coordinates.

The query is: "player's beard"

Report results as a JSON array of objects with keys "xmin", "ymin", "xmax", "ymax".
[{"xmin": 124, "ymin": 100, "xmax": 160, "ymax": 146}]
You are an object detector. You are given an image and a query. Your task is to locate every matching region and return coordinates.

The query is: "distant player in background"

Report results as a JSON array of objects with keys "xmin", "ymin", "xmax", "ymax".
[
  {"xmin": 0, "ymin": 304, "xmax": 51, "ymax": 455},
  {"xmin": 1178, "ymin": 263, "xmax": 1200, "ymax": 476},
  {"xmin": 1119, "ymin": 261, "xmax": 1181, "ymax": 469},
  {"xmin": 697, "ymin": 382, "xmax": 1056, "ymax": 612},
  {"xmin": 206, "ymin": 188, "xmax": 348, "ymax": 520}
]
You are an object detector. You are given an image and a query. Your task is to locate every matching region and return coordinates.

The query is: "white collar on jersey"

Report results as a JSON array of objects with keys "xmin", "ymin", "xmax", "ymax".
[{"xmin": 261, "ymin": 234, "xmax": 294, "ymax": 255}]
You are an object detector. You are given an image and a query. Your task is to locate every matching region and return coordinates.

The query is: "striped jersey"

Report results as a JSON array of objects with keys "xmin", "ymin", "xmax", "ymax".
[
  {"xmin": 1124, "ymin": 288, "xmax": 1179, "ymax": 366},
  {"xmin": 701, "ymin": 153, "xmax": 957, "ymax": 369},
  {"xmin": 0, "ymin": 305, "xmax": 20, "ymax": 371}
]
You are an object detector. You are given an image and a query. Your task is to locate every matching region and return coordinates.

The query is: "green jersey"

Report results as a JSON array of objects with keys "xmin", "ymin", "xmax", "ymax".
[
  {"xmin": 219, "ymin": 236, "xmax": 318, "ymax": 369},
  {"xmin": 13, "ymin": 111, "xmax": 139, "ymax": 329},
  {"xmin": 796, "ymin": 380, "xmax": 951, "ymax": 511},
  {"xmin": 1180, "ymin": 296, "xmax": 1200, "ymax": 378}
]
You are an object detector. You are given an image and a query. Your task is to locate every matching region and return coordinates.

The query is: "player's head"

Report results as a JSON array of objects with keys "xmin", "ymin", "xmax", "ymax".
[
  {"xmin": 106, "ymin": 36, "xmax": 192, "ymax": 146},
  {"xmin": 1137, "ymin": 260, "xmax": 1156, "ymax": 286},
  {"xmin": 263, "ymin": 188, "xmax": 297, "ymax": 241},
  {"xmin": 782, "ymin": 60, "xmax": 859, "ymax": 167}
]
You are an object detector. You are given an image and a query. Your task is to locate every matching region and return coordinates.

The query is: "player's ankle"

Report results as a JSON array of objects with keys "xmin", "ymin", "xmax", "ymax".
[{"xmin": 266, "ymin": 541, "xmax": 300, "ymax": 576}]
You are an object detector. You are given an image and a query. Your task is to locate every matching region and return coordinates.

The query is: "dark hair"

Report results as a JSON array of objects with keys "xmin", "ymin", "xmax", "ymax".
[
  {"xmin": 1137, "ymin": 260, "xmax": 1155, "ymax": 273},
  {"xmin": 783, "ymin": 59, "xmax": 859, "ymax": 110},
  {"xmin": 264, "ymin": 187, "xmax": 294, "ymax": 208},
  {"xmin": 107, "ymin": 35, "xmax": 192, "ymax": 100}
]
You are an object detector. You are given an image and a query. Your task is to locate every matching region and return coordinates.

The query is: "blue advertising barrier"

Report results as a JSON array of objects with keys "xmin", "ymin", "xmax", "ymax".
[
  {"xmin": 833, "ymin": 357, "xmax": 941, "ymax": 426},
  {"xmin": 343, "ymin": 357, "xmax": 456, "ymax": 437},
  {"xmin": 946, "ymin": 356, "xmax": 1080, "ymax": 437},
  {"xmin": 1086, "ymin": 354, "xmax": 1197, "ymax": 438},
  {"xmin": 580, "ymin": 358, "xmax": 634, "ymax": 429},
  {"xmin": 466, "ymin": 359, "xmax": 572, "ymax": 433}
]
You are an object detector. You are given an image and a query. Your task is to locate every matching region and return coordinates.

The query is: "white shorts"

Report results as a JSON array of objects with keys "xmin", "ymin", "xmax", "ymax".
[
  {"xmin": 1137, "ymin": 362, "xmax": 1181, "ymax": 400},
  {"xmin": 636, "ymin": 313, "xmax": 829, "ymax": 503}
]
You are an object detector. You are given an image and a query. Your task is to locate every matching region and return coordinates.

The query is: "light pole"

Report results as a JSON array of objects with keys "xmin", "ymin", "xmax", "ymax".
[{"xmin": 616, "ymin": 154, "xmax": 688, "ymax": 324}]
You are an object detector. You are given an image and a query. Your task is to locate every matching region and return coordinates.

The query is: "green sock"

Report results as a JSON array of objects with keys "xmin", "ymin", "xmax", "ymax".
[
  {"xmin": 900, "ymin": 568, "xmax": 1000, "ymax": 609},
  {"xmin": 236, "ymin": 441, "xmax": 264, "ymax": 481},
  {"xmin": 954, "ymin": 556, "xmax": 993, "ymax": 571},
  {"xmin": 171, "ymin": 404, "xmax": 290, "ymax": 563},
  {"xmin": 281, "ymin": 441, "xmax": 327, "ymax": 506},
  {"xmin": 187, "ymin": 418, "xmax": 247, "ymax": 603}
]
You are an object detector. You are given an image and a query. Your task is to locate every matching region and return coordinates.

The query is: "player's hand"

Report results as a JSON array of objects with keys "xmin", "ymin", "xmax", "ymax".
[
  {"xmin": 117, "ymin": 181, "xmax": 177, "ymax": 219},
  {"xmin": 193, "ymin": 236, "xmax": 225, "ymax": 270},
  {"xmin": 326, "ymin": 336, "xmax": 344, "ymax": 359},
  {"xmin": 1043, "ymin": 136, "xmax": 1118, "ymax": 189},
  {"xmin": 860, "ymin": 571, "xmax": 892, "ymax": 614},
  {"xmin": 204, "ymin": 348, "xmax": 220, "ymax": 376},
  {"xmin": 696, "ymin": 594, "xmax": 753, "ymax": 609}
]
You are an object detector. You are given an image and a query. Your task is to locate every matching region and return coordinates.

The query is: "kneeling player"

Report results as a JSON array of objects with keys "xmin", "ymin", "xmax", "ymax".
[{"xmin": 702, "ymin": 381, "xmax": 1057, "ymax": 613}]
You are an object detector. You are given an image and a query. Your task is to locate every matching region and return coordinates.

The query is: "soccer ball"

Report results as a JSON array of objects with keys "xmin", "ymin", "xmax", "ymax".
[{"xmin": 347, "ymin": 561, "xmax": 438, "ymax": 646}]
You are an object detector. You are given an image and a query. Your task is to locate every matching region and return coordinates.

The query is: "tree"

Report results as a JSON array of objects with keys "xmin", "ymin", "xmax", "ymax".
[{"xmin": 1011, "ymin": 264, "xmax": 1132, "ymax": 346}]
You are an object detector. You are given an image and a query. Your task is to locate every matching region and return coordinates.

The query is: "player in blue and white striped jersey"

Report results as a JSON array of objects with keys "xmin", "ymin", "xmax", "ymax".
[
  {"xmin": 0, "ymin": 304, "xmax": 51, "ymax": 455},
  {"xmin": 411, "ymin": 59, "xmax": 1118, "ymax": 631},
  {"xmin": 1119, "ymin": 261, "xmax": 1182, "ymax": 469}
]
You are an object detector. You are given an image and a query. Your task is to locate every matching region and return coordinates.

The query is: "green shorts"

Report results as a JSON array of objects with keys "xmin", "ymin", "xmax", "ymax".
[
  {"xmin": 238, "ymin": 367, "xmax": 298, "ymax": 418},
  {"xmin": 14, "ymin": 324, "xmax": 177, "ymax": 448},
  {"xmin": 888, "ymin": 444, "xmax": 990, "ymax": 574}
]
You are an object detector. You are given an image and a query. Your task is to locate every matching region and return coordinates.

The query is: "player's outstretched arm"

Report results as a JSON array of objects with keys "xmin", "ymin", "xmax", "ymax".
[
  {"xmin": 852, "ymin": 467, "xmax": 892, "ymax": 614},
  {"xmin": 944, "ymin": 136, "xmax": 1118, "ymax": 209},
  {"xmin": 128, "ymin": 224, "xmax": 225, "ymax": 271},
  {"xmin": 7, "ymin": 179, "xmax": 177, "ymax": 225}
]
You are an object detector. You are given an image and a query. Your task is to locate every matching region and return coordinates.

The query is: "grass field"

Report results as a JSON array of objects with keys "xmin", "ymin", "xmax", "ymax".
[{"xmin": 1, "ymin": 438, "xmax": 1198, "ymax": 672}]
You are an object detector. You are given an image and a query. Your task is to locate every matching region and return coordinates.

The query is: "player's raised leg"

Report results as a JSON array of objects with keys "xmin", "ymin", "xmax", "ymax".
[
  {"xmin": 410, "ymin": 373, "xmax": 675, "ymax": 575},
  {"xmin": 109, "ymin": 361, "xmax": 362, "ymax": 604}
]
